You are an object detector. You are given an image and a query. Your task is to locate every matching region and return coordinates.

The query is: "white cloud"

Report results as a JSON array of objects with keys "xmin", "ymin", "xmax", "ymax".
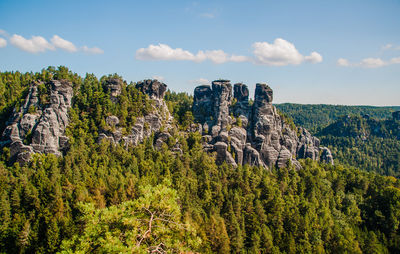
[
  {"xmin": 136, "ymin": 43, "xmax": 198, "ymax": 61},
  {"xmin": 382, "ymin": 44, "xmax": 393, "ymax": 50},
  {"xmin": 200, "ymin": 13, "xmax": 215, "ymax": 19},
  {"xmin": 337, "ymin": 57, "xmax": 400, "ymax": 68},
  {"xmin": 10, "ymin": 34, "xmax": 55, "ymax": 53},
  {"xmin": 252, "ymin": 38, "xmax": 321, "ymax": 66},
  {"xmin": 82, "ymin": 45, "xmax": 104, "ymax": 54},
  {"xmin": 135, "ymin": 43, "xmax": 248, "ymax": 64},
  {"xmin": 204, "ymin": 50, "xmax": 229, "ymax": 64},
  {"xmin": 337, "ymin": 58, "xmax": 350, "ymax": 67},
  {"xmin": 359, "ymin": 58, "xmax": 386, "ymax": 68},
  {"xmin": 252, "ymin": 39, "xmax": 303, "ymax": 66},
  {"xmin": 51, "ymin": 35, "xmax": 77, "ymax": 52},
  {"xmin": 136, "ymin": 40, "xmax": 321, "ymax": 66},
  {"xmin": 230, "ymin": 55, "xmax": 249, "ymax": 62},
  {"xmin": 190, "ymin": 78, "xmax": 210, "ymax": 85},
  {"xmin": 305, "ymin": 52, "xmax": 323, "ymax": 63},
  {"xmin": 381, "ymin": 43, "xmax": 400, "ymax": 51},
  {"xmin": 152, "ymin": 75, "xmax": 164, "ymax": 81},
  {"xmin": 0, "ymin": 38, "xmax": 7, "ymax": 48},
  {"xmin": 390, "ymin": 57, "xmax": 400, "ymax": 64},
  {"xmin": 7, "ymin": 32, "xmax": 103, "ymax": 54}
]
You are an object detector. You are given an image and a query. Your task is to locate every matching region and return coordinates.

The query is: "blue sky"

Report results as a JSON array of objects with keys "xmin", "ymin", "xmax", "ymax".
[{"xmin": 0, "ymin": 0, "xmax": 399, "ymax": 105}]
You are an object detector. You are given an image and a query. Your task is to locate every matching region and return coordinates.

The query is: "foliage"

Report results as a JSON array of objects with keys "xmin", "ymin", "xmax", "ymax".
[
  {"xmin": 0, "ymin": 68, "xmax": 400, "ymax": 253},
  {"xmin": 60, "ymin": 181, "xmax": 201, "ymax": 253},
  {"xmin": 276, "ymin": 103, "xmax": 400, "ymax": 134},
  {"xmin": 318, "ymin": 115, "xmax": 400, "ymax": 177},
  {"xmin": 164, "ymin": 90, "xmax": 194, "ymax": 130}
]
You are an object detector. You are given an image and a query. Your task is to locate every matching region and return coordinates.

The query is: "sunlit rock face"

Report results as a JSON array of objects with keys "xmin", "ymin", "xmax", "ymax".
[
  {"xmin": 98, "ymin": 79, "xmax": 176, "ymax": 152},
  {"xmin": 192, "ymin": 80, "xmax": 334, "ymax": 169},
  {"xmin": 1, "ymin": 79, "xmax": 73, "ymax": 164}
]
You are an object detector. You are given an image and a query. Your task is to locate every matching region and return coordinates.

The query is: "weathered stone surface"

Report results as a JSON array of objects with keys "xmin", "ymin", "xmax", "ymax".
[
  {"xmin": 254, "ymin": 83, "xmax": 273, "ymax": 105},
  {"xmin": 261, "ymin": 145, "xmax": 279, "ymax": 167},
  {"xmin": 193, "ymin": 85, "xmax": 213, "ymax": 124},
  {"xmin": 103, "ymin": 78, "xmax": 122, "ymax": 102},
  {"xmin": 187, "ymin": 123, "xmax": 202, "ymax": 133},
  {"xmin": 211, "ymin": 125, "xmax": 221, "ymax": 138},
  {"xmin": 320, "ymin": 147, "xmax": 334, "ymax": 165},
  {"xmin": 229, "ymin": 127, "xmax": 247, "ymax": 145},
  {"xmin": 233, "ymin": 83, "xmax": 251, "ymax": 126},
  {"xmin": 154, "ymin": 132, "xmax": 171, "ymax": 150},
  {"xmin": 277, "ymin": 147, "xmax": 292, "ymax": 168},
  {"xmin": 234, "ymin": 83, "xmax": 249, "ymax": 102},
  {"xmin": 192, "ymin": 80, "xmax": 334, "ymax": 169},
  {"xmin": 214, "ymin": 142, "xmax": 228, "ymax": 164},
  {"xmin": 98, "ymin": 79, "xmax": 173, "ymax": 152},
  {"xmin": 106, "ymin": 115, "xmax": 119, "ymax": 127},
  {"xmin": 212, "ymin": 80, "xmax": 232, "ymax": 129},
  {"xmin": 243, "ymin": 144, "xmax": 266, "ymax": 168},
  {"xmin": 1, "ymin": 80, "xmax": 73, "ymax": 164},
  {"xmin": 213, "ymin": 142, "xmax": 237, "ymax": 167},
  {"xmin": 136, "ymin": 79, "xmax": 167, "ymax": 99},
  {"xmin": 216, "ymin": 131, "xmax": 229, "ymax": 143}
]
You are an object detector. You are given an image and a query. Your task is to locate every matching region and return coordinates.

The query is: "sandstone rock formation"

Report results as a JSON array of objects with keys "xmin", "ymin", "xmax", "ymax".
[
  {"xmin": 103, "ymin": 78, "xmax": 122, "ymax": 102},
  {"xmin": 192, "ymin": 80, "xmax": 334, "ymax": 169},
  {"xmin": 98, "ymin": 79, "xmax": 176, "ymax": 151},
  {"xmin": 1, "ymin": 80, "xmax": 73, "ymax": 164},
  {"xmin": 1, "ymin": 75, "xmax": 333, "ymax": 169}
]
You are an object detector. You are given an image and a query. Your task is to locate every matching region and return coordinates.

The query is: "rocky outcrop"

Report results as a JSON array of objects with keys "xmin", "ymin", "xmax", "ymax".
[
  {"xmin": 98, "ymin": 79, "xmax": 176, "ymax": 151},
  {"xmin": 1, "ymin": 80, "xmax": 73, "ymax": 164},
  {"xmin": 233, "ymin": 83, "xmax": 251, "ymax": 127},
  {"xmin": 193, "ymin": 85, "xmax": 213, "ymax": 124},
  {"xmin": 136, "ymin": 79, "xmax": 167, "ymax": 99},
  {"xmin": 193, "ymin": 80, "xmax": 334, "ymax": 169},
  {"xmin": 103, "ymin": 78, "xmax": 122, "ymax": 102}
]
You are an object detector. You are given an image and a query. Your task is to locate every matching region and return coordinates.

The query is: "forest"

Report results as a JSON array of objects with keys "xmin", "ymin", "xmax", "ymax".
[
  {"xmin": 0, "ymin": 67, "xmax": 400, "ymax": 253},
  {"xmin": 276, "ymin": 103, "xmax": 400, "ymax": 134},
  {"xmin": 278, "ymin": 104, "xmax": 400, "ymax": 177}
]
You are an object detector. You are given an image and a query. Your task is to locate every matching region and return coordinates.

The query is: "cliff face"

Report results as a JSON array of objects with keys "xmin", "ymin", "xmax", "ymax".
[
  {"xmin": 1, "ymin": 80, "xmax": 73, "ymax": 163},
  {"xmin": 193, "ymin": 80, "xmax": 333, "ymax": 169},
  {"xmin": 98, "ymin": 79, "xmax": 177, "ymax": 151},
  {"xmin": 0, "ymin": 77, "xmax": 333, "ymax": 168}
]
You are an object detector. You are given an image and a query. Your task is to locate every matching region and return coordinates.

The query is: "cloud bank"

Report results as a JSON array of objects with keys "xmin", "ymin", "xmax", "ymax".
[
  {"xmin": 136, "ymin": 43, "xmax": 249, "ymax": 64},
  {"xmin": 337, "ymin": 57, "xmax": 400, "ymax": 68},
  {"xmin": 51, "ymin": 35, "xmax": 77, "ymax": 52},
  {"xmin": 190, "ymin": 78, "xmax": 210, "ymax": 85},
  {"xmin": 0, "ymin": 38, "xmax": 7, "ymax": 48},
  {"xmin": 136, "ymin": 38, "xmax": 322, "ymax": 66},
  {"xmin": 3, "ymin": 31, "xmax": 103, "ymax": 54}
]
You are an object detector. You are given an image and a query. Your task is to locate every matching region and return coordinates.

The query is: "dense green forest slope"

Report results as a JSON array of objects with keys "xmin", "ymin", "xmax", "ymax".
[
  {"xmin": 317, "ymin": 115, "xmax": 400, "ymax": 177},
  {"xmin": 1, "ymin": 67, "xmax": 400, "ymax": 253},
  {"xmin": 276, "ymin": 103, "xmax": 400, "ymax": 134},
  {"xmin": 276, "ymin": 103, "xmax": 400, "ymax": 177}
]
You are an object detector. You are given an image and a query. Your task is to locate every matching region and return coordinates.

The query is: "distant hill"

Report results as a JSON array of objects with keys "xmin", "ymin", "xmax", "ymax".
[
  {"xmin": 316, "ymin": 115, "xmax": 400, "ymax": 176},
  {"xmin": 276, "ymin": 103, "xmax": 400, "ymax": 134}
]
